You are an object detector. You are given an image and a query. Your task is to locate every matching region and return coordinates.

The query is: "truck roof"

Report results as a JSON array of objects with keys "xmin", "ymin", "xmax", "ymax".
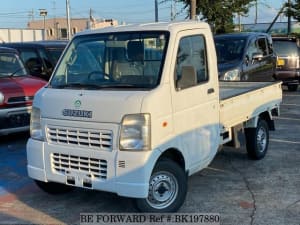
[{"xmin": 75, "ymin": 21, "xmax": 211, "ymax": 37}]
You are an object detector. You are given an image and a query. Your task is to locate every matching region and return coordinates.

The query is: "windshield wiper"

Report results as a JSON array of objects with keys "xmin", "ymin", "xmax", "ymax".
[
  {"xmin": 92, "ymin": 83, "xmax": 153, "ymax": 89},
  {"xmin": 10, "ymin": 68, "xmax": 26, "ymax": 77},
  {"xmin": 51, "ymin": 82, "xmax": 153, "ymax": 89},
  {"xmin": 53, "ymin": 83, "xmax": 103, "ymax": 89}
]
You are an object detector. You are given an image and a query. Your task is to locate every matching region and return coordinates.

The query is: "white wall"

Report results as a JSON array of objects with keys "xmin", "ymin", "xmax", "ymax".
[{"xmin": 0, "ymin": 28, "xmax": 44, "ymax": 42}]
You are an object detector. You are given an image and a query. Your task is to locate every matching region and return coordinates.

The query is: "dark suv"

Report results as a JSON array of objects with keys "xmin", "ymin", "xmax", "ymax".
[
  {"xmin": 0, "ymin": 40, "xmax": 68, "ymax": 80},
  {"xmin": 214, "ymin": 32, "xmax": 276, "ymax": 81},
  {"xmin": 272, "ymin": 36, "xmax": 300, "ymax": 91}
]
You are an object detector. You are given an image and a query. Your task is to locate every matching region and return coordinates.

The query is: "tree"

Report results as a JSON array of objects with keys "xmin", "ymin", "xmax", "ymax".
[
  {"xmin": 289, "ymin": 0, "xmax": 300, "ymax": 21},
  {"xmin": 178, "ymin": 0, "xmax": 255, "ymax": 34}
]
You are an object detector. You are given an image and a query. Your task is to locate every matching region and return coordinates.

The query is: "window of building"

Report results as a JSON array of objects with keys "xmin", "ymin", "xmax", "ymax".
[
  {"xmin": 60, "ymin": 28, "xmax": 67, "ymax": 39},
  {"xmin": 72, "ymin": 27, "xmax": 77, "ymax": 35},
  {"xmin": 49, "ymin": 28, "xmax": 54, "ymax": 36}
]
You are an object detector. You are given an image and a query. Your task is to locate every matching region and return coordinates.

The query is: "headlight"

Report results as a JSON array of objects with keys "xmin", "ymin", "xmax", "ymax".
[
  {"xmin": 223, "ymin": 69, "xmax": 240, "ymax": 81},
  {"xmin": 30, "ymin": 107, "xmax": 44, "ymax": 141},
  {"xmin": 0, "ymin": 92, "xmax": 4, "ymax": 104},
  {"xmin": 119, "ymin": 113, "xmax": 151, "ymax": 151}
]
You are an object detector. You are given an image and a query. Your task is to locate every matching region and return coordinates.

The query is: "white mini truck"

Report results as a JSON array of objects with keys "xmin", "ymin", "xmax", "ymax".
[{"xmin": 27, "ymin": 22, "xmax": 282, "ymax": 212}]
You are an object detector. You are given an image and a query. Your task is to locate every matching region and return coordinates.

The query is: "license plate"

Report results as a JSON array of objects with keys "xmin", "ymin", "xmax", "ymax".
[{"xmin": 277, "ymin": 59, "xmax": 285, "ymax": 66}]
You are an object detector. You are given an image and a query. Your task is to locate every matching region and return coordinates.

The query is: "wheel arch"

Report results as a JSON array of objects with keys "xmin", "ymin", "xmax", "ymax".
[
  {"xmin": 244, "ymin": 110, "xmax": 275, "ymax": 131},
  {"xmin": 156, "ymin": 148, "xmax": 186, "ymax": 174},
  {"xmin": 259, "ymin": 111, "xmax": 275, "ymax": 131}
]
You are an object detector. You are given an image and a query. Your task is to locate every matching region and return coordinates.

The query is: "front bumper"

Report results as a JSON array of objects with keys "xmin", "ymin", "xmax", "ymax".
[
  {"xmin": 0, "ymin": 106, "xmax": 31, "ymax": 135},
  {"xmin": 274, "ymin": 70, "xmax": 300, "ymax": 85},
  {"xmin": 27, "ymin": 138, "xmax": 161, "ymax": 198}
]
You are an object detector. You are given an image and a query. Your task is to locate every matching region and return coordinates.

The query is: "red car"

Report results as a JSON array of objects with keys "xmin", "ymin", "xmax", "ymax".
[{"xmin": 0, "ymin": 47, "xmax": 47, "ymax": 135}]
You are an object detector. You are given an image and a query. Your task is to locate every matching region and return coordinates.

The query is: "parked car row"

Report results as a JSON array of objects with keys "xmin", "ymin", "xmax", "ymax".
[
  {"xmin": 0, "ymin": 40, "xmax": 68, "ymax": 81},
  {"xmin": 0, "ymin": 40, "xmax": 67, "ymax": 135},
  {"xmin": 0, "ymin": 47, "xmax": 47, "ymax": 135},
  {"xmin": 214, "ymin": 32, "xmax": 300, "ymax": 91}
]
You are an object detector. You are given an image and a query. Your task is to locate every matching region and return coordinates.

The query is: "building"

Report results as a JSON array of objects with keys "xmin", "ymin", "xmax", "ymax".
[{"xmin": 28, "ymin": 18, "xmax": 118, "ymax": 40}]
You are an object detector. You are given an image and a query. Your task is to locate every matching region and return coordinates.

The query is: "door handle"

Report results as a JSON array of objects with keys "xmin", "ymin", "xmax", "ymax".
[{"xmin": 207, "ymin": 88, "xmax": 215, "ymax": 94}]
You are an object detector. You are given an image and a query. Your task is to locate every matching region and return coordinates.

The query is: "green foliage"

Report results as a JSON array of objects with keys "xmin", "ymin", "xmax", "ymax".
[
  {"xmin": 177, "ymin": 0, "xmax": 255, "ymax": 34},
  {"xmin": 289, "ymin": 0, "xmax": 300, "ymax": 21}
]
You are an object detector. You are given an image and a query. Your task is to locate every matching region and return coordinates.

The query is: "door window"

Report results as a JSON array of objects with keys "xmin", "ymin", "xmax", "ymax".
[
  {"xmin": 19, "ymin": 49, "xmax": 43, "ymax": 75},
  {"xmin": 175, "ymin": 35, "xmax": 208, "ymax": 90},
  {"xmin": 257, "ymin": 37, "xmax": 268, "ymax": 56}
]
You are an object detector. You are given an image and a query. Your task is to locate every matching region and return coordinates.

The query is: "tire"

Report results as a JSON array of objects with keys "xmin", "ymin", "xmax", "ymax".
[
  {"xmin": 34, "ymin": 180, "xmax": 75, "ymax": 194},
  {"xmin": 287, "ymin": 84, "xmax": 298, "ymax": 92},
  {"xmin": 245, "ymin": 119, "xmax": 269, "ymax": 160},
  {"xmin": 135, "ymin": 159, "xmax": 187, "ymax": 212}
]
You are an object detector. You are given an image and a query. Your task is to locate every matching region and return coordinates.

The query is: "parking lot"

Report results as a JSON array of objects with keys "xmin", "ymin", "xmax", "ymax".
[{"xmin": 0, "ymin": 88, "xmax": 299, "ymax": 225}]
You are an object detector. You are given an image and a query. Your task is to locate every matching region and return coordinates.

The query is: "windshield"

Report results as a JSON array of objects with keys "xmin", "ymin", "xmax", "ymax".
[
  {"xmin": 273, "ymin": 41, "xmax": 299, "ymax": 57},
  {"xmin": 50, "ymin": 31, "xmax": 169, "ymax": 90},
  {"xmin": 214, "ymin": 37, "xmax": 246, "ymax": 63},
  {"xmin": 47, "ymin": 48, "xmax": 65, "ymax": 64},
  {"xmin": 0, "ymin": 52, "xmax": 27, "ymax": 77}
]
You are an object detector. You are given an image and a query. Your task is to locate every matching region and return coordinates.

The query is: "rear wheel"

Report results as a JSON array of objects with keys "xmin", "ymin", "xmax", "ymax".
[
  {"xmin": 245, "ymin": 119, "xmax": 269, "ymax": 160},
  {"xmin": 135, "ymin": 159, "xmax": 187, "ymax": 212},
  {"xmin": 34, "ymin": 180, "xmax": 75, "ymax": 194},
  {"xmin": 287, "ymin": 84, "xmax": 298, "ymax": 92}
]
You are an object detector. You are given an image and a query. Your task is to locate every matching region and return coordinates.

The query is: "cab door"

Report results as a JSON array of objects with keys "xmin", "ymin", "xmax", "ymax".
[
  {"xmin": 244, "ymin": 36, "xmax": 275, "ymax": 81},
  {"xmin": 170, "ymin": 30, "xmax": 220, "ymax": 173}
]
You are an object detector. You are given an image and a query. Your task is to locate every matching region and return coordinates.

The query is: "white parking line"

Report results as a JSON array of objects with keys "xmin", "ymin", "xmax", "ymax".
[
  {"xmin": 281, "ymin": 103, "xmax": 300, "ymax": 107},
  {"xmin": 270, "ymin": 138, "xmax": 300, "ymax": 145},
  {"xmin": 275, "ymin": 117, "xmax": 300, "ymax": 122},
  {"xmin": 284, "ymin": 94, "xmax": 300, "ymax": 97}
]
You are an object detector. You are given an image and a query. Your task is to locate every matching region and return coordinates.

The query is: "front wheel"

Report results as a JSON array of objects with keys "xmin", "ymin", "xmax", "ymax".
[
  {"xmin": 135, "ymin": 159, "xmax": 187, "ymax": 212},
  {"xmin": 245, "ymin": 119, "xmax": 269, "ymax": 160},
  {"xmin": 34, "ymin": 180, "xmax": 75, "ymax": 194}
]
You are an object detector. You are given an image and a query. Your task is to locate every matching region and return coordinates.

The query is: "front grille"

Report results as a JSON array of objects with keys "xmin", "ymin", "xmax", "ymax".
[
  {"xmin": 47, "ymin": 126, "xmax": 113, "ymax": 151},
  {"xmin": 7, "ymin": 96, "xmax": 34, "ymax": 104},
  {"xmin": 51, "ymin": 153, "xmax": 107, "ymax": 179}
]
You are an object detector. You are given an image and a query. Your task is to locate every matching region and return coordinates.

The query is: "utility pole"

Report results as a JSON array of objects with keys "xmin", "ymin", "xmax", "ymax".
[
  {"xmin": 53, "ymin": 1, "xmax": 56, "ymax": 34},
  {"xmin": 190, "ymin": 0, "xmax": 196, "ymax": 20},
  {"xmin": 255, "ymin": 0, "xmax": 258, "ymax": 24},
  {"xmin": 171, "ymin": 1, "xmax": 175, "ymax": 21},
  {"xmin": 39, "ymin": 9, "xmax": 48, "ymax": 40},
  {"xmin": 29, "ymin": 9, "xmax": 34, "ymax": 21},
  {"xmin": 238, "ymin": 13, "xmax": 241, "ymax": 32},
  {"xmin": 287, "ymin": 0, "xmax": 291, "ymax": 35},
  {"xmin": 155, "ymin": 0, "xmax": 158, "ymax": 22},
  {"xmin": 66, "ymin": 0, "xmax": 71, "ymax": 40}
]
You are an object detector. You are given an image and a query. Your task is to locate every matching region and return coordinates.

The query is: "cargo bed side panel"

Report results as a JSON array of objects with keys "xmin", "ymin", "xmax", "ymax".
[{"xmin": 219, "ymin": 82, "xmax": 282, "ymax": 129}]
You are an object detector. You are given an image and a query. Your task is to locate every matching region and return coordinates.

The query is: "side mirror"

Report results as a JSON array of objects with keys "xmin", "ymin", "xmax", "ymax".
[
  {"xmin": 176, "ymin": 66, "xmax": 197, "ymax": 90},
  {"xmin": 252, "ymin": 52, "xmax": 263, "ymax": 62}
]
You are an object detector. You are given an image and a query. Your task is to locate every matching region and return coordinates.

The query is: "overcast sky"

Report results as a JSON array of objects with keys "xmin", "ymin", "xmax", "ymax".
[{"xmin": 0, "ymin": 0, "xmax": 288, "ymax": 28}]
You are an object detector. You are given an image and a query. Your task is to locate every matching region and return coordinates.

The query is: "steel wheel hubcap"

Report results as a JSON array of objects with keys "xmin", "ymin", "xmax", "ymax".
[
  {"xmin": 146, "ymin": 171, "xmax": 178, "ymax": 209},
  {"xmin": 257, "ymin": 126, "xmax": 267, "ymax": 152}
]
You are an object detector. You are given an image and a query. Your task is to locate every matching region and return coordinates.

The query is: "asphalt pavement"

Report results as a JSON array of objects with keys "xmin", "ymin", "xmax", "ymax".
[{"xmin": 0, "ymin": 88, "xmax": 299, "ymax": 225}]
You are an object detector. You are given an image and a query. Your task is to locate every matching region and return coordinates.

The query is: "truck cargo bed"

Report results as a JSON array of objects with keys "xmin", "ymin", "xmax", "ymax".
[{"xmin": 219, "ymin": 81, "xmax": 282, "ymax": 129}]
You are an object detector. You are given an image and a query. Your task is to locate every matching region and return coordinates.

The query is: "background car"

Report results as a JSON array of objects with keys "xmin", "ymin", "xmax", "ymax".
[
  {"xmin": 0, "ymin": 47, "xmax": 47, "ymax": 135},
  {"xmin": 0, "ymin": 40, "xmax": 68, "ymax": 80},
  {"xmin": 272, "ymin": 36, "xmax": 300, "ymax": 91},
  {"xmin": 214, "ymin": 32, "xmax": 276, "ymax": 82}
]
